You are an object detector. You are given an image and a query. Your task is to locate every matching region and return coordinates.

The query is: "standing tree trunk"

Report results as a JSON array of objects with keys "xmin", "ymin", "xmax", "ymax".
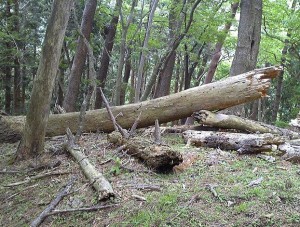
[
  {"xmin": 135, "ymin": 0, "xmax": 159, "ymax": 102},
  {"xmin": 227, "ymin": 0, "xmax": 262, "ymax": 116},
  {"xmin": 114, "ymin": 0, "xmax": 136, "ymax": 106},
  {"xmin": 13, "ymin": 0, "xmax": 22, "ymax": 115},
  {"xmin": 95, "ymin": 0, "xmax": 122, "ymax": 109},
  {"xmin": 16, "ymin": 0, "xmax": 73, "ymax": 161},
  {"xmin": 63, "ymin": 0, "xmax": 97, "ymax": 112},
  {"xmin": 153, "ymin": 0, "xmax": 180, "ymax": 98},
  {"xmin": 204, "ymin": 2, "xmax": 239, "ymax": 84},
  {"xmin": 120, "ymin": 49, "xmax": 132, "ymax": 105},
  {"xmin": 4, "ymin": 66, "xmax": 12, "ymax": 114},
  {"xmin": 270, "ymin": 0, "xmax": 296, "ymax": 123},
  {"xmin": 4, "ymin": 0, "xmax": 13, "ymax": 114},
  {"xmin": 153, "ymin": 0, "xmax": 202, "ymax": 98}
]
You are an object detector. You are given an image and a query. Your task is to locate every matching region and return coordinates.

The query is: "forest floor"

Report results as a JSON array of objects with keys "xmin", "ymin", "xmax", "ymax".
[{"xmin": 1, "ymin": 130, "xmax": 300, "ymax": 227}]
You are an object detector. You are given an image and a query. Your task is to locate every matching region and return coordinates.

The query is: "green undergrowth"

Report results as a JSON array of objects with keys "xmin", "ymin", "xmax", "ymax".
[{"xmin": 1, "ymin": 133, "xmax": 300, "ymax": 226}]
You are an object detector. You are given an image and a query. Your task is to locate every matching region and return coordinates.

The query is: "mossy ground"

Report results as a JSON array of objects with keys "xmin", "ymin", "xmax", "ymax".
[{"xmin": 1, "ymin": 132, "xmax": 299, "ymax": 226}]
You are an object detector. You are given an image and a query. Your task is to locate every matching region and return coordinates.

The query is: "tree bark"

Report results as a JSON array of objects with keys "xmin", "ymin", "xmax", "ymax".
[
  {"xmin": 193, "ymin": 110, "xmax": 299, "ymax": 139},
  {"xmin": 15, "ymin": 0, "xmax": 73, "ymax": 160},
  {"xmin": 107, "ymin": 131, "xmax": 182, "ymax": 172},
  {"xmin": 63, "ymin": 0, "xmax": 97, "ymax": 112},
  {"xmin": 120, "ymin": 50, "xmax": 132, "ymax": 105},
  {"xmin": 95, "ymin": 0, "xmax": 122, "ymax": 109},
  {"xmin": 114, "ymin": 0, "xmax": 136, "ymax": 106},
  {"xmin": 204, "ymin": 2, "xmax": 239, "ymax": 84},
  {"xmin": 228, "ymin": 0, "xmax": 262, "ymax": 116},
  {"xmin": 183, "ymin": 130, "xmax": 284, "ymax": 154},
  {"xmin": 1, "ymin": 66, "xmax": 281, "ymax": 143},
  {"xmin": 13, "ymin": 0, "xmax": 22, "ymax": 115},
  {"xmin": 135, "ymin": 0, "xmax": 159, "ymax": 102},
  {"xmin": 4, "ymin": 1, "xmax": 13, "ymax": 114},
  {"xmin": 65, "ymin": 129, "xmax": 114, "ymax": 200},
  {"xmin": 4, "ymin": 66, "xmax": 12, "ymax": 114}
]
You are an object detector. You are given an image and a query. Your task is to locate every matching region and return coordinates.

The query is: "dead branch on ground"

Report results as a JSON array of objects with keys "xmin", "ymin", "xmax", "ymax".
[
  {"xmin": 30, "ymin": 176, "xmax": 76, "ymax": 227},
  {"xmin": 65, "ymin": 128, "xmax": 114, "ymax": 200}
]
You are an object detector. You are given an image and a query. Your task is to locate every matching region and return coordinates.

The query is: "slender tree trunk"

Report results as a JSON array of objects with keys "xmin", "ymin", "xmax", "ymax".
[
  {"xmin": 114, "ymin": 0, "xmax": 136, "ymax": 106},
  {"xmin": 270, "ymin": 0, "xmax": 296, "ymax": 123},
  {"xmin": 63, "ymin": 0, "xmax": 97, "ymax": 112},
  {"xmin": 153, "ymin": 0, "xmax": 179, "ymax": 98},
  {"xmin": 95, "ymin": 0, "xmax": 122, "ymax": 109},
  {"xmin": 153, "ymin": 0, "xmax": 202, "ymax": 98},
  {"xmin": 135, "ymin": 0, "xmax": 159, "ymax": 102},
  {"xmin": 204, "ymin": 2, "xmax": 239, "ymax": 84},
  {"xmin": 120, "ymin": 50, "xmax": 132, "ymax": 105},
  {"xmin": 271, "ymin": 43, "xmax": 288, "ymax": 123},
  {"xmin": 154, "ymin": 52, "xmax": 177, "ymax": 98},
  {"xmin": 13, "ymin": 58, "xmax": 21, "ymax": 115},
  {"xmin": 12, "ymin": 0, "xmax": 22, "ymax": 115},
  {"xmin": 16, "ymin": 0, "xmax": 73, "ymax": 161},
  {"xmin": 184, "ymin": 44, "xmax": 190, "ymax": 90},
  {"xmin": 21, "ymin": 64, "xmax": 26, "ymax": 113},
  {"xmin": 227, "ymin": 0, "xmax": 262, "ymax": 116},
  {"xmin": 4, "ymin": 67, "xmax": 12, "ymax": 114},
  {"xmin": 4, "ymin": 1, "xmax": 12, "ymax": 114},
  {"xmin": 174, "ymin": 57, "xmax": 181, "ymax": 93}
]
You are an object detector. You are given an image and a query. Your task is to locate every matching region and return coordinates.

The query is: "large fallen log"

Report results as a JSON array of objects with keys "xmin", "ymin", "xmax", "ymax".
[
  {"xmin": 0, "ymin": 66, "xmax": 281, "ymax": 143},
  {"xmin": 183, "ymin": 130, "xmax": 285, "ymax": 154},
  {"xmin": 193, "ymin": 110, "xmax": 300, "ymax": 139}
]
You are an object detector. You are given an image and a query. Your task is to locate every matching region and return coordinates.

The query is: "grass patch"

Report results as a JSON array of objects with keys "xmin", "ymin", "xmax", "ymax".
[{"xmin": 1, "ymin": 133, "xmax": 300, "ymax": 226}]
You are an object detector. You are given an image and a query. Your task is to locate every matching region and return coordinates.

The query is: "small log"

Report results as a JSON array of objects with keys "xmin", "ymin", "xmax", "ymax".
[
  {"xmin": 289, "ymin": 112, "xmax": 300, "ymax": 132},
  {"xmin": 107, "ymin": 131, "xmax": 183, "ymax": 172},
  {"xmin": 183, "ymin": 130, "xmax": 285, "ymax": 153},
  {"xmin": 279, "ymin": 140, "xmax": 300, "ymax": 163},
  {"xmin": 193, "ymin": 110, "xmax": 300, "ymax": 139},
  {"xmin": 65, "ymin": 128, "xmax": 114, "ymax": 200},
  {"xmin": 30, "ymin": 176, "xmax": 76, "ymax": 227}
]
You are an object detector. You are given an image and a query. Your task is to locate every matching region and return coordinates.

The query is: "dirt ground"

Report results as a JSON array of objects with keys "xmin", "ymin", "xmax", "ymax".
[{"xmin": 1, "ymin": 131, "xmax": 300, "ymax": 227}]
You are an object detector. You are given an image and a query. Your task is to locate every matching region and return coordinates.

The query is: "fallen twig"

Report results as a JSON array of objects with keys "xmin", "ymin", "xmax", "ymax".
[
  {"xmin": 132, "ymin": 194, "xmax": 147, "ymax": 201},
  {"xmin": 30, "ymin": 176, "xmax": 76, "ymax": 227},
  {"xmin": 248, "ymin": 177, "xmax": 264, "ymax": 187},
  {"xmin": 5, "ymin": 184, "xmax": 39, "ymax": 201},
  {"xmin": 206, "ymin": 184, "xmax": 223, "ymax": 201},
  {"xmin": 45, "ymin": 204, "xmax": 118, "ymax": 217},
  {"xmin": 4, "ymin": 171, "xmax": 71, "ymax": 187}
]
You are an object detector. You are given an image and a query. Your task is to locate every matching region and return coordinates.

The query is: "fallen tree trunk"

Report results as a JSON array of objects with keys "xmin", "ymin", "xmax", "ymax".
[
  {"xmin": 65, "ymin": 128, "xmax": 114, "ymax": 200},
  {"xmin": 279, "ymin": 139, "xmax": 300, "ymax": 163},
  {"xmin": 107, "ymin": 131, "xmax": 183, "ymax": 172},
  {"xmin": 0, "ymin": 66, "xmax": 281, "ymax": 143},
  {"xmin": 183, "ymin": 130, "xmax": 285, "ymax": 154},
  {"xmin": 289, "ymin": 112, "xmax": 300, "ymax": 132},
  {"xmin": 193, "ymin": 110, "xmax": 300, "ymax": 139}
]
